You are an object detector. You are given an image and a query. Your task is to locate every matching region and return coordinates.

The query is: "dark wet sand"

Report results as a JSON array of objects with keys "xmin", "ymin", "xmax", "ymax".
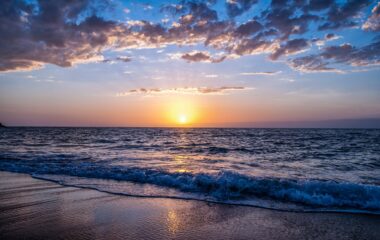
[{"xmin": 1, "ymin": 171, "xmax": 379, "ymax": 240}]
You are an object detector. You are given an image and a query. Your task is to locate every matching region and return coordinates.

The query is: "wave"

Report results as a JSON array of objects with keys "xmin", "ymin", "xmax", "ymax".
[
  {"xmin": 168, "ymin": 146, "xmax": 256, "ymax": 154},
  {"xmin": 0, "ymin": 160, "xmax": 379, "ymax": 213}
]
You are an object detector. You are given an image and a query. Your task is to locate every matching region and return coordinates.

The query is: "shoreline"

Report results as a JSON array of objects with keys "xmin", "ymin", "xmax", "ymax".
[
  {"xmin": 1, "ymin": 171, "xmax": 380, "ymax": 239},
  {"xmin": 31, "ymin": 173, "xmax": 380, "ymax": 216}
]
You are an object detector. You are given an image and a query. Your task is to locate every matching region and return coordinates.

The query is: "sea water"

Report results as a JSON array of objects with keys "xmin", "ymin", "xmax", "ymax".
[{"xmin": 0, "ymin": 127, "xmax": 379, "ymax": 213}]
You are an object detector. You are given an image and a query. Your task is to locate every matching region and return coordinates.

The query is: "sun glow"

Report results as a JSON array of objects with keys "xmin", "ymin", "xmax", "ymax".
[
  {"xmin": 166, "ymin": 98, "xmax": 198, "ymax": 126},
  {"xmin": 178, "ymin": 114, "xmax": 188, "ymax": 124}
]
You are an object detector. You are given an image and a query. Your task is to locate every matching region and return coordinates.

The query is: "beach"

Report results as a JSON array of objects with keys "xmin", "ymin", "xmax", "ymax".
[{"xmin": 1, "ymin": 171, "xmax": 379, "ymax": 240}]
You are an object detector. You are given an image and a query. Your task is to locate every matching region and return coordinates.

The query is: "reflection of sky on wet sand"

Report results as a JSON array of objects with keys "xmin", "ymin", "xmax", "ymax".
[
  {"xmin": 0, "ymin": 175, "xmax": 257, "ymax": 239},
  {"xmin": 2, "ymin": 171, "xmax": 380, "ymax": 240},
  {"xmin": 0, "ymin": 173, "xmax": 102, "ymax": 238}
]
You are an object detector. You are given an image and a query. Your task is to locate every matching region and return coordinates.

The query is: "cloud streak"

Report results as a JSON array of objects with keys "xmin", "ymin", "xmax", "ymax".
[
  {"xmin": 181, "ymin": 51, "xmax": 226, "ymax": 63},
  {"xmin": 116, "ymin": 86, "xmax": 253, "ymax": 96},
  {"xmin": 240, "ymin": 71, "xmax": 281, "ymax": 76},
  {"xmin": 289, "ymin": 40, "xmax": 380, "ymax": 72}
]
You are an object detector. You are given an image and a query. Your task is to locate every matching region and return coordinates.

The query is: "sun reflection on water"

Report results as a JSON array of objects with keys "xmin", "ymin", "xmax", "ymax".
[
  {"xmin": 173, "ymin": 155, "xmax": 190, "ymax": 173},
  {"xmin": 166, "ymin": 210, "xmax": 180, "ymax": 234}
]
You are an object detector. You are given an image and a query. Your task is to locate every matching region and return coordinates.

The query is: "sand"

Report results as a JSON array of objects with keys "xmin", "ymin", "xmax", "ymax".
[{"xmin": 1, "ymin": 171, "xmax": 379, "ymax": 240}]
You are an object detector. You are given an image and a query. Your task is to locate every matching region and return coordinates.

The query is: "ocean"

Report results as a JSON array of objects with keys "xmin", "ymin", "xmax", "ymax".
[{"xmin": 0, "ymin": 127, "xmax": 379, "ymax": 213}]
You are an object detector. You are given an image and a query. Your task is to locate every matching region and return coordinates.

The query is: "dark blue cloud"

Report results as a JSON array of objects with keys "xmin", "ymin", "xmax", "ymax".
[
  {"xmin": 289, "ymin": 39, "xmax": 380, "ymax": 72},
  {"xmin": 226, "ymin": 0, "xmax": 258, "ymax": 18}
]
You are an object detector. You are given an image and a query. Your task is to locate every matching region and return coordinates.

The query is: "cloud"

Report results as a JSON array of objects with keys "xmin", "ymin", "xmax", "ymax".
[
  {"xmin": 160, "ymin": 4, "xmax": 185, "ymax": 15},
  {"xmin": 143, "ymin": 4, "xmax": 153, "ymax": 10},
  {"xmin": 306, "ymin": 0, "xmax": 335, "ymax": 11},
  {"xmin": 231, "ymin": 38, "xmax": 277, "ymax": 56},
  {"xmin": 226, "ymin": 0, "xmax": 258, "ymax": 18},
  {"xmin": 116, "ymin": 86, "xmax": 253, "ymax": 96},
  {"xmin": 263, "ymin": 2, "xmax": 319, "ymax": 39},
  {"xmin": 102, "ymin": 56, "xmax": 132, "ymax": 64},
  {"xmin": 321, "ymin": 42, "xmax": 380, "ymax": 66},
  {"xmin": 270, "ymin": 39, "xmax": 310, "ymax": 60},
  {"xmin": 234, "ymin": 20, "xmax": 263, "ymax": 37},
  {"xmin": 240, "ymin": 71, "xmax": 281, "ymax": 76},
  {"xmin": 180, "ymin": 51, "xmax": 226, "ymax": 63},
  {"xmin": 325, "ymin": 33, "xmax": 340, "ymax": 40},
  {"xmin": 204, "ymin": 74, "xmax": 218, "ymax": 78},
  {"xmin": 116, "ymin": 56, "xmax": 132, "ymax": 62},
  {"xmin": 0, "ymin": 0, "xmax": 378, "ymax": 73},
  {"xmin": 133, "ymin": 2, "xmax": 153, "ymax": 11},
  {"xmin": 362, "ymin": 2, "xmax": 380, "ymax": 31},
  {"xmin": 313, "ymin": 33, "xmax": 341, "ymax": 46},
  {"xmin": 34, "ymin": 79, "xmax": 62, "ymax": 83},
  {"xmin": 0, "ymin": 60, "xmax": 44, "ymax": 73},
  {"xmin": 0, "ymin": 0, "xmax": 122, "ymax": 71},
  {"xmin": 318, "ymin": 0, "xmax": 371, "ymax": 30},
  {"xmin": 289, "ymin": 40, "xmax": 380, "ymax": 72},
  {"xmin": 288, "ymin": 55, "xmax": 344, "ymax": 73}
]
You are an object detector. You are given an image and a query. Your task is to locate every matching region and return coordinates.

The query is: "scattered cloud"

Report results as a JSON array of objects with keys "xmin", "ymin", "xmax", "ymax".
[
  {"xmin": 204, "ymin": 74, "xmax": 218, "ymax": 78},
  {"xmin": 0, "ymin": 0, "xmax": 378, "ymax": 72},
  {"xmin": 270, "ymin": 39, "xmax": 310, "ymax": 60},
  {"xmin": 225, "ymin": 0, "xmax": 258, "ymax": 18},
  {"xmin": 142, "ymin": 4, "xmax": 153, "ymax": 10},
  {"xmin": 34, "ymin": 79, "xmax": 63, "ymax": 83},
  {"xmin": 102, "ymin": 56, "xmax": 132, "ymax": 64},
  {"xmin": 126, "ymin": 20, "xmax": 146, "ymax": 26},
  {"xmin": 314, "ymin": 33, "xmax": 342, "ymax": 46},
  {"xmin": 116, "ymin": 56, "xmax": 132, "ymax": 62},
  {"xmin": 325, "ymin": 33, "xmax": 341, "ymax": 41},
  {"xmin": 116, "ymin": 86, "xmax": 253, "ymax": 96},
  {"xmin": 362, "ymin": 2, "xmax": 380, "ymax": 31},
  {"xmin": 180, "ymin": 51, "xmax": 226, "ymax": 63},
  {"xmin": 318, "ymin": 0, "xmax": 371, "ymax": 30},
  {"xmin": 289, "ymin": 40, "xmax": 380, "ymax": 72},
  {"xmin": 281, "ymin": 78, "xmax": 295, "ymax": 83},
  {"xmin": 288, "ymin": 55, "xmax": 345, "ymax": 73},
  {"xmin": 240, "ymin": 71, "xmax": 281, "ymax": 76},
  {"xmin": 161, "ymin": 18, "xmax": 170, "ymax": 24}
]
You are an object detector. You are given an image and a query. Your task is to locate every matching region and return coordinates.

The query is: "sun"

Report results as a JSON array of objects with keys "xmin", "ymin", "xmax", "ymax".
[
  {"xmin": 178, "ymin": 114, "xmax": 188, "ymax": 124},
  {"xmin": 165, "ymin": 97, "xmax": 198, "ymax": 126}
]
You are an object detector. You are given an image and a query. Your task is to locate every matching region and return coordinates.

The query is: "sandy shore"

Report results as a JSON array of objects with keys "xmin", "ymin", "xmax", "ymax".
[{"xmin": 0, "ymin": 171, "xmax": 379, "ymax": 240}]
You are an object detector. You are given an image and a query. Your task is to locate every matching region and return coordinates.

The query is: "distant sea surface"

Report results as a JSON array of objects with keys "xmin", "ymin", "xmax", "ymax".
[{"xmin": 1, "ymin": 128, "xmax": 379, "ymax": 213}]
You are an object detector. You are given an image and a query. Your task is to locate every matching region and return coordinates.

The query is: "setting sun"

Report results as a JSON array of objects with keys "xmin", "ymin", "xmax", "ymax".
[
  {"xmin": 164, "ymin": 97, "xmax": 199, "ymax": 126},
  {"xmin": 178, "ymin": 114, "xmax": 188, "ymax": 124}
]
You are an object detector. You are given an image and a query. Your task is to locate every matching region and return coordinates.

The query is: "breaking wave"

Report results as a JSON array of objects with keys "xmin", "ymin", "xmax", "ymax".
[{"xmin": 0, "ymin": 160, "xmax": 379, "ymax": 213}]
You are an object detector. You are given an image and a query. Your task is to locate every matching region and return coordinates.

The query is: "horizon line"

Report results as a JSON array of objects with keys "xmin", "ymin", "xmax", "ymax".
[{"xmin": 2, "ymin": 118, "xmax": 380, "ymax": 129}]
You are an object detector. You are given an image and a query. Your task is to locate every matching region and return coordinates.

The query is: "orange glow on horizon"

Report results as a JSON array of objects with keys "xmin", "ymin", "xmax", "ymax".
[{"xmin": 165, "ymin": 97, "xmax": 198, "ymax": 126}]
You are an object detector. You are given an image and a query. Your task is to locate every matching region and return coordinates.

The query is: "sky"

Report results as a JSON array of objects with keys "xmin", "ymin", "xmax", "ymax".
[{"xmin": 0, "ymin": 0, "xmax": 380, "ymax": 127}]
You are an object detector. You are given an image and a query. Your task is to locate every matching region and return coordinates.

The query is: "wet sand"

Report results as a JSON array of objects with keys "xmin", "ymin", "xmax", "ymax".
[{"xmin": 1, "ymin": 171, "xmax": 379, "ymax": 240}]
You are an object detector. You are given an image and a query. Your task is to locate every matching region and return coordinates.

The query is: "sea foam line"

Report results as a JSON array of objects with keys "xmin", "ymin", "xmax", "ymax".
[{"xmin": 30, "ymin": 173, "xmax": 380, "ymax": 215}]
